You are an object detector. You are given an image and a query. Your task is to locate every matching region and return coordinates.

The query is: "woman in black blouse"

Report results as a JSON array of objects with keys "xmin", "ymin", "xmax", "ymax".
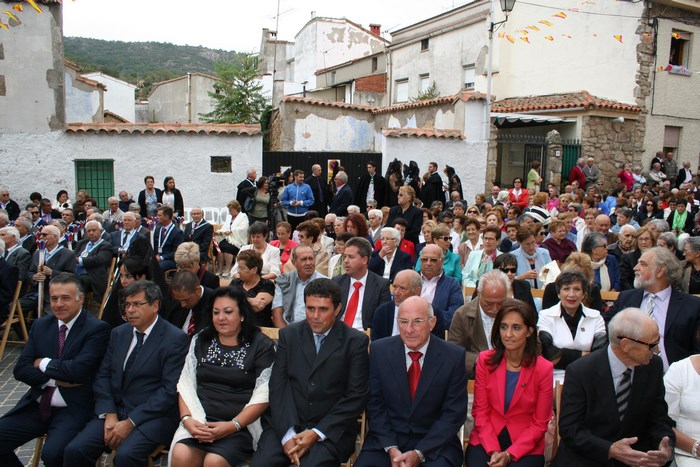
[{"xmin": 230, "ymin": 250, "xmax": 275, "ymax": 327}]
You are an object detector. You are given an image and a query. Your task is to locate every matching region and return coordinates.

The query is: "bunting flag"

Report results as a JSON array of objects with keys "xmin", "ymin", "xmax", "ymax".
[
  {"xmin": 0, "ymin": 22, "xmax": 8, "ymax": 29},
  {"xmin": 562, "ymin": 34, "xmax": 572, "ymax": 38},
  {"xmin": 506, "ymin": 35, "xmax": 515, "ymax": 43},
  {"xmin": 539, "ymin": 20, "xmax": 553, "ymax": 27},
  {"xmin": 498, "ymin": 31, "xmax": 505, "ymax": 39},
  {"xmin": 4, "ymin": 11, "xmax": 19, "ymax": 22},
  {"xmin": 13, "ymin": 4, "xmax": 23, "ymax": 11},
  {"xmin": 25, "ymin": 0, "xmax": 43, "ymax": 13},
  {"xmin": 517, "ymin": 29, "xmax": 529, "ymax": 35},
  {"xmin": 613, "ymin": 34, "xmax": 623, "ymax": 43},
  {"xmin": 545, "ymin": 35, "xmax": 554, "ymax": 41},
  {"xmin": 671, "ymin": 32, "xmax": 681, "ymax": 39},
  {"xmin": 553, "ymin": 12, "xmax": 568, "ymax": 19},
  {"xmin": 526, "ymin": 25, "xmax": 540, "ymax": 31},
  {"xmin": 520, "ymin": 37, "xmax": 531, "ymax": 44}
]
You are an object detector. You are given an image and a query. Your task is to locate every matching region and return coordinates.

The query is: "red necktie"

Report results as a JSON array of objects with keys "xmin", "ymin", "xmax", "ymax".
[
  {"xmin": 408, "ymin": 351, "xmax": 422, "ymax": 400},
  {"xmin": 187, "ymin": 312, "xmax": 195, "ymax": 336},
  {"xmin": 343, "ymin": 282, "xmax": 362, "ymax": 327}
]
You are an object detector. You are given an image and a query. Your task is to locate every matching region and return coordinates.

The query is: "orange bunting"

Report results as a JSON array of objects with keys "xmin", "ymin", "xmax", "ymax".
[
  {"xmin": 526, "ymin": 25, "xmax": 540, "ymax": 31},
  {"xmin": 0, "ymin": 22, "xmax": 8, "ymax": 29},
  {"xmin": 517, "ymin": 29, "xmax": 529, "ymax": 35},
  {"xmin": 671, "ymin": 32, "xmax": 680, "ymax": 39},
  {"xmin": 545, "ymin": 35, "xmax": 554, "ymax": 41},
  {"xmin": 520, "ymin": 37, "xmax": 530, "ymax": 44},
  {"xmin": 498, "ymin": 32, "xmax": 505, "ymax": 39},
  {"xmin": 25, "ymin": 0, "xmax": 43, "ymax": 13},
  {"xmin": 539, "ymin": 20, "xmax": 553, "ymax": 26},
  {"xmin": 553, "ymin": 12, "xmax": 568, "ymax": 19},
  {"xmin": 506, "ymin": 35, "xmax": 515, "ymax": 44},
  {"xmin": 13, "ymin": 4, "xmax": 23, "ymax": 11},
  {"xmin": 613, "ymin": 35, "xmax": 623, "ymax": 43}
]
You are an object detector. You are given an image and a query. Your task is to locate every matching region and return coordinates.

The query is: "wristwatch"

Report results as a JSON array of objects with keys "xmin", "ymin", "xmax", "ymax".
[
  {"xmin": 414, "ymin": 449, "xmax": 426, "ymax": 463},
  {"xmin": 180, "ymin": 415, "xmax": 192, "ymax": 423}
]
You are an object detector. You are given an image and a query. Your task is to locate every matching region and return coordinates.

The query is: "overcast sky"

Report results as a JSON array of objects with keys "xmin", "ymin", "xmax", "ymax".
[{"xmin": 63, "ymin": 0, "xmax": 473, "ymax": 52}]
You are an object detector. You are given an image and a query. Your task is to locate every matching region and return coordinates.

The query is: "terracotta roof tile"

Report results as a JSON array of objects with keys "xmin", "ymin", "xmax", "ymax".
[
  {"xmin": 65, "ymin": 123, "xmax": 261, "ymax": 136},
  {"xmin": 492, "ymin": 91, "xmax": 640, "ymax": 113},
  {"xmin": 382, "ymin": 128, "xmax": 464, "ymax": 139},
  {"xmin": 283, "ymin": 90, "xmax": 485, "ymax": 114}
]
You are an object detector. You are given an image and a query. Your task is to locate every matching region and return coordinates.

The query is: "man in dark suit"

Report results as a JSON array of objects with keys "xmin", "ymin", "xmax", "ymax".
[
  {"xmin": 27, "ymin": 203, "xmax": 47, "ymax": 233},
  {"xmin": 371, "ymin": 269, "xmax": 422, "ymax": 341},
  {"xmin": 109, "ymin": 212, "xmax": 146, "ymax": 257},
  {"xmin": 1, "ymin": 226, "xmax": 31, "ymax": 280},
  {"xmin": 39, "ymin": 198, "xmax": 61, "ymax": 225},
  {"xmin": 332, "ymin": 237, "xmax": 391, "ymax": 330},
  {"xmin": 0, "ymin": 273, "xmax": 110, "ymax": 467},
  {"xmin": 0, "ymin": 239, "xmax": 19, "ymax": 322},
  {"xmin": 328, "ymin": 170, "xmax": 353, "ymax": 217},
  {"xmin": 236, "ymin": 167, "xmax": 257, "ymax": 213},
  {"xmin": 15, "ymin": 217, "xmax": 37, "ymax": 255},
  {"xmin": 368, "ymin": 227, "xmax": 413, "ymax": 282},
  {"xmin": 449, "ymin": 270, "xmax": 508, "ymax": 379},
  {"xmin": 20, "ymin": 225, "xmax": 77, "ymax": 316},
  {"xmin": 64, "ymin": 280, "xmax": 189, "ymax": 466},
  {"xmin": 553, "ymin": 308, "xmax": 674, "ymax": 466},
  {"xmin": 164, "ymin": 270, "xmax": 212, "ymax": 336},
  {"xmin": 252, "ymin": 278, "xmax": 369, "ymax": 466},
  {"xmin": 418, "ymin": 244, "xmax": 464, "ymax": 334},
  {"xmin": 153, "ymin": 206, "xmax": 184, "ymax": 271},
  {"xmin": 305, "ymin": 164, "xmax": 329, "ymax": 216},
  {"xmin": 354, "ymin": 161, "xmax": 386, "ymax": 213},
  {"xmin": 356, "ymin": 296, "xmax": 468, "ymax": 466},
  {"xmin": 606, "ymin": 247, "xmax": 700, "ymax": 370},
  {"xmin": 182, "ymin": 207, "xmax": 213, "ymax": 262},
  {"xmin": 0, "ymin": 188, "xmax": 20, "ymax": 220},
  {"xmin": 74, "ymin": 220, "xmax": 114, "ymax": 304},
  {"xmin": 421, "ymin": 162, "xmax": 445, "ymax": 208}
]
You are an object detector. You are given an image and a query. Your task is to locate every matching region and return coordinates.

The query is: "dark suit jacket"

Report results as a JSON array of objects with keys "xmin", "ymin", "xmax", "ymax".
[
  {"xmin": 162, "ymin": 286, "xmax": 213, "ymax": 334},
  {"xmin": 21, "ymin": 235, "xmax": 37, "ymax": 255},
  {"xmin": 4, "ymin": 198, "xmax": 20, "ymax": 220},
  {"xmin": 0, "ymin": 258, "xmax": 19, "ymax": 319},
  {"xmin": 4, "ymin": 245, "xmax": 31, "ymax": 283},
  {"xmin": 431, "ymin": 273, "xmax": 465, "ymax": 334},
  {"xmin": 157, "ymin": 189, "xmax": 184, "ymax": 216},
  {"xmin": 74, "ymin": 238, "xmax": 114, "ymax": 300},
  {"xmin": 553, "ymin": 348, "xmax": 674, "ymax": 466},
  {"xmin": 619, "ymin": 249, "xmax": 641, "ymax": 291},
  {"xmin": 328, "ymin": 184, "xmax": 353, "ymax": 217},
  {"xmin": 333, "ymin": 271, "xmax": 391, "ymax": 330},
  {"xmin": 354, "ymin": 173, "xmax": 386, "ymax": 210},
  {"xmin": 304, "ymin": 174, "xmax": 329, "ymax": 216},
  {"xmin": 368, "ymin": 249, "xmax": 412, "ymax": 283},
  {"xmin": 606, "ymin": 288, "xmax": 700, "ymax": 365},
  {"xmin": 236, "ymin": 178, "xmax": 257, "ymax": 212},
  {"xmin": 152, "ymin": 223, "xmax": 184, "ymax": 262},
  {"xmin": 10, "ymin": 310, "xmax": 110, "ymax": 426},
  {"xmin": 27, "ymin": 246, "xmax": 76, "ymax": 286},
  {"xmin": 421, "ymin": 172, "xmax": 444, "ymax": 208},
  {"xmin": 183, "ymin": 221, "xmax": 214, "ymax": 262},
  {"xmin": 360, "ymin": 336, "xmax": 467, "ymax": 465},
  {"xmin": 109, "ymin": 230, "xmax": 147, "ymax": 256},
  {"xmin": 386, "ymin": 205, "xmax": 422, "ymax": 245},
  {"xmin": 448, "ymin": 299, "xmax": 488, "ymax": 379},
  {"xmin": 93, "ymin": 318, "xmax": 189, "ymax": 444},
  {"xmin": 268, "ymin": 319, "xmax": 369, "ymax": 460}
]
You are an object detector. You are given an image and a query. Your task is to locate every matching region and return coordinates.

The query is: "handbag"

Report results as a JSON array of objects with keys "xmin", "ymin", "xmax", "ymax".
[{"xmin": 244, "ymin": 194, "xmax": 255, "ymax": 212}]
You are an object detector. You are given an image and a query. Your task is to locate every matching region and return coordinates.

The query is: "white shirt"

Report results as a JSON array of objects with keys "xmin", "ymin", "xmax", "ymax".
[
  {"xmin": 608, "ymin": 345, "xmax": 632, "ymax": 394},
  {"xmin": 645, "ymin": 285, "xmax": 672, "ymax": 370},
  {"xmin": 38, "ymin": 311, "xmax": 83, "ymax": 407},
  {"xmin": 344, "ymin": 272, "xmax": 368, "ymax": 330},
  {"xmin": 478, "ymin": 305, "xmax": 495, "ymax": 350},
  {"xmin": 381, "ymin": 252, "xmax": 396, "ymax": 280},
  {"xmin": 124, "ymin": 316, "xmax": 159, "ymax": 370},
  {"xmin": 420, "ymin": 271, "xmax": 441, "ymax": 304},
  {"xmin": 404, "ymin": 339, "xmax": 430, "ymax": 370},
  {"xmin": 391, "ymin": 305, "xmax": 401, "ymax": 337}
]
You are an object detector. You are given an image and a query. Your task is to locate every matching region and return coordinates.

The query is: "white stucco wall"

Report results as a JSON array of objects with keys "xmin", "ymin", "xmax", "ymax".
[
  {"xmin": 64, "ymin": 72, "xmax": 102, "ymax": 123},
  {"xmin": 82, "ymin": 72, "xmax": 137, "ymax": 122},
  {"xmin": 292, "ymin": 113, "xmax": 376, "ymax": 152},
  {"xmin": 0, "ymin": 4, "xmax": 63, "ymax": 133},
  {"xmin": 381, "ymin": 136, "xmax": 488, "ymax": 205},
  {"xmin": 495, "ymin": 0, "xmax": 643, "ymax": 103},
  {"xmin": 294, "ymin": 18, "xmax": 386, "ymax": 91},
  {"xmin": 149, "ymin": 75, "xmax": 218, "ymax": 123},
  {"xmin": 0, "ymin": 131, "xmax": 262, "ymax": 210}
]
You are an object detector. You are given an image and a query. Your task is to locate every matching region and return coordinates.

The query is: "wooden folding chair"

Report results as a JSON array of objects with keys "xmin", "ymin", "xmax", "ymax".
[
  {"xmin": 260, "ymin": 326, "xmax": 279, "ymax": 341},
  {"xmin": 531, "ymin": 288, "xmax": 545, "ymax": 299},
  {"xmin": 0, "ymin": 281, "xmax": 28, "ymax": 360},
  {"xmin": 30, "ymin": 435, "xmax": 45, "ymax": 467},
  {"xmin": 551, "ymin": 381, "xmax": 564, "ymax": 459},
  {"xmin": 97, "ymin": 259, "xmax": 117, "ymax": 320}
]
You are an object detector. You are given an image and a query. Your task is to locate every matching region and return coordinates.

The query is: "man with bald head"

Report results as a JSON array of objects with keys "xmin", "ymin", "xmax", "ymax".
[
  {"xmin": 20, "ymin": 225, "xmax": 76, "ymax": 315},
  {"xmin": 371, "ymin": 269, "xmax": 422, "ymax": 341},
  {"xmin": 74, "ymin": 220, "xmax": 114, "ymax": 303},
  {"xmin": 356, "ymin": 296, "xmax": 467, "ymax": 466},
  {"xmin": 608, "ymin": 224, "xmax": 636, "ymax": 261},
  {"xmin": 595, "ymin": 214, "xmax": 618, "ymax": 245},
  {"xmin": 553, "ymin": 308, "xmax": 674, "ymax": 466},
  {"xmin": 306, "ymin": 165, "xmax": 328, "ymax": 216},
  {"xmin": 418, "ymin": 244, "xmax": 464, "ymax": 335},
  {"xmin": 182, "ymin": 207, "xmax": 213, "ymax": 262}
]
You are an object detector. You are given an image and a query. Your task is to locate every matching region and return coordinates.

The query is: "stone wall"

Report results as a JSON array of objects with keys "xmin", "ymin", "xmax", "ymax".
[{"xmin": 581, "ymin": 116, "xmax": 638, "ymax": 188}]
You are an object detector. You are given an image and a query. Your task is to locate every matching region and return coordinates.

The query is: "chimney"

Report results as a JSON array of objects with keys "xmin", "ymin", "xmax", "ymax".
[{"xmin": 369, "ymin": 24, "xmax": 381, "ymax": 37}]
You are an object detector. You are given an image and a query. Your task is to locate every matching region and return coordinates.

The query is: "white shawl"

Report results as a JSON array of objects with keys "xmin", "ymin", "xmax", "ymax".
[{"xmin": 168, "ymin": 335, "xmax": 271, "ymax": 464}]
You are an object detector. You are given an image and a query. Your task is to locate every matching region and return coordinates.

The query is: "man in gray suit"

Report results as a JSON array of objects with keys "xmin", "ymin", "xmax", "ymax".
[
  {"xmin": 1, "ymin": 226, "xmax": 31, "ymax": 279},
  {"xmin": 272, "ymin": 244, "xmax": 326, "ymax": 327},
  {"xmin": 332, "ymin": 237, "xmax": 391, "ymax": 330}
]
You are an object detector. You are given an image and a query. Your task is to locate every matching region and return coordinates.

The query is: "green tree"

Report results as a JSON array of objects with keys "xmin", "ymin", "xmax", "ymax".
[
  {"xmin": 413, "ymin": 81, "xmax": 440, "ymax": 101},
  {"xmin": 201, "ymin": 56, "xmax": 267, "ymax": 124}
]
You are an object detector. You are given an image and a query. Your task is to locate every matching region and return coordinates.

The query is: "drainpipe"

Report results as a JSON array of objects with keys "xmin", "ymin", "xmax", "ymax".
[{"xmin": 186, "ymin": 72, "xmax": 192, "ymax": 123}]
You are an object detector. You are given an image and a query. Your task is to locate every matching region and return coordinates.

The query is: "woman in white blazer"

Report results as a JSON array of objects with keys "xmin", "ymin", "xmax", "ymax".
[{"xmin": 537, "ymin": 270, "xmax": 607, "ymax": 382}]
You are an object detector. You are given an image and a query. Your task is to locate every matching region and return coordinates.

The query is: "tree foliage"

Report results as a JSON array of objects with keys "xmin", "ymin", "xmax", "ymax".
[
  {"xmin": 200, "ymin": 56, "xmax": 268, "ymax": 124},
  {"xmin": 413, "ymin": 81, "xmax": 440, "ymax": 101}
]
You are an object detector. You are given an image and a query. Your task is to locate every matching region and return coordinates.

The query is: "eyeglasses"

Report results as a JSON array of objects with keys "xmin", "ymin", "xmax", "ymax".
[
  {"xmin": 438, "ymin": 236, "xmax": 452, "ymax": 241},
  {"xmin": 122, "ymin": 300, "xmax": 150, "ymax": 310},
  {"xmin": 467, "ymin": 210, "xmax": 478, "ymax": 214},
  {"xmin": 482, "ymin": 236, "xmax": 497, "ymax": 241},
  {"xmin": 380, "ymin": 237, "xmax": 396, "ymax": 242},
  {"xmin": 537, "ymin": 231, "xmax": 547, "ymax": 236},
  {"xmin": 397, "ymin": 318, "xmax": 429, "ymax": 327},
  {"xmin": 617, "ymin": 335, "xmax": 660, "ymax": 351},
  {"xmin": 479, "ymin": 221, "xmax": 487, "ymax": 225},
  {"xmin": 500, "ymin": 267, "xmax": 517, "ymax": 273}
]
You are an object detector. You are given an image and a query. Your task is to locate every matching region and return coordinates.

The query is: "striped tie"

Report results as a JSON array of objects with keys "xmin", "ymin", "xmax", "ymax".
[
  {"xmin": 617, "ymin": 368, "xmax": 632, "ymax": 421},
  {"xmin": 644, "ymin": 293, "xmax": 656, "ymax": 317}
]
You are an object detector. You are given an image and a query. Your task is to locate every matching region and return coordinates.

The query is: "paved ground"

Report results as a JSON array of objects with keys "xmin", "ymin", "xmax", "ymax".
[{"xmin": 0, "ymin": 343, "xmax": 168, "ymax": 466}]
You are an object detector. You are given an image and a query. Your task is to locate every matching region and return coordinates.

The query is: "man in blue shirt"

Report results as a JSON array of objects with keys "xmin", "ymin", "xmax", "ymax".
[{"xmin": 282, "ymin": 170, "xmax": 315, "ymax": 232}]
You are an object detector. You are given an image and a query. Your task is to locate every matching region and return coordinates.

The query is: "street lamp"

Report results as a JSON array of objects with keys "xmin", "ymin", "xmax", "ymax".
[{"xmin": 485, "ymin": 0, "xmax": 516, "ymax": 139}]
